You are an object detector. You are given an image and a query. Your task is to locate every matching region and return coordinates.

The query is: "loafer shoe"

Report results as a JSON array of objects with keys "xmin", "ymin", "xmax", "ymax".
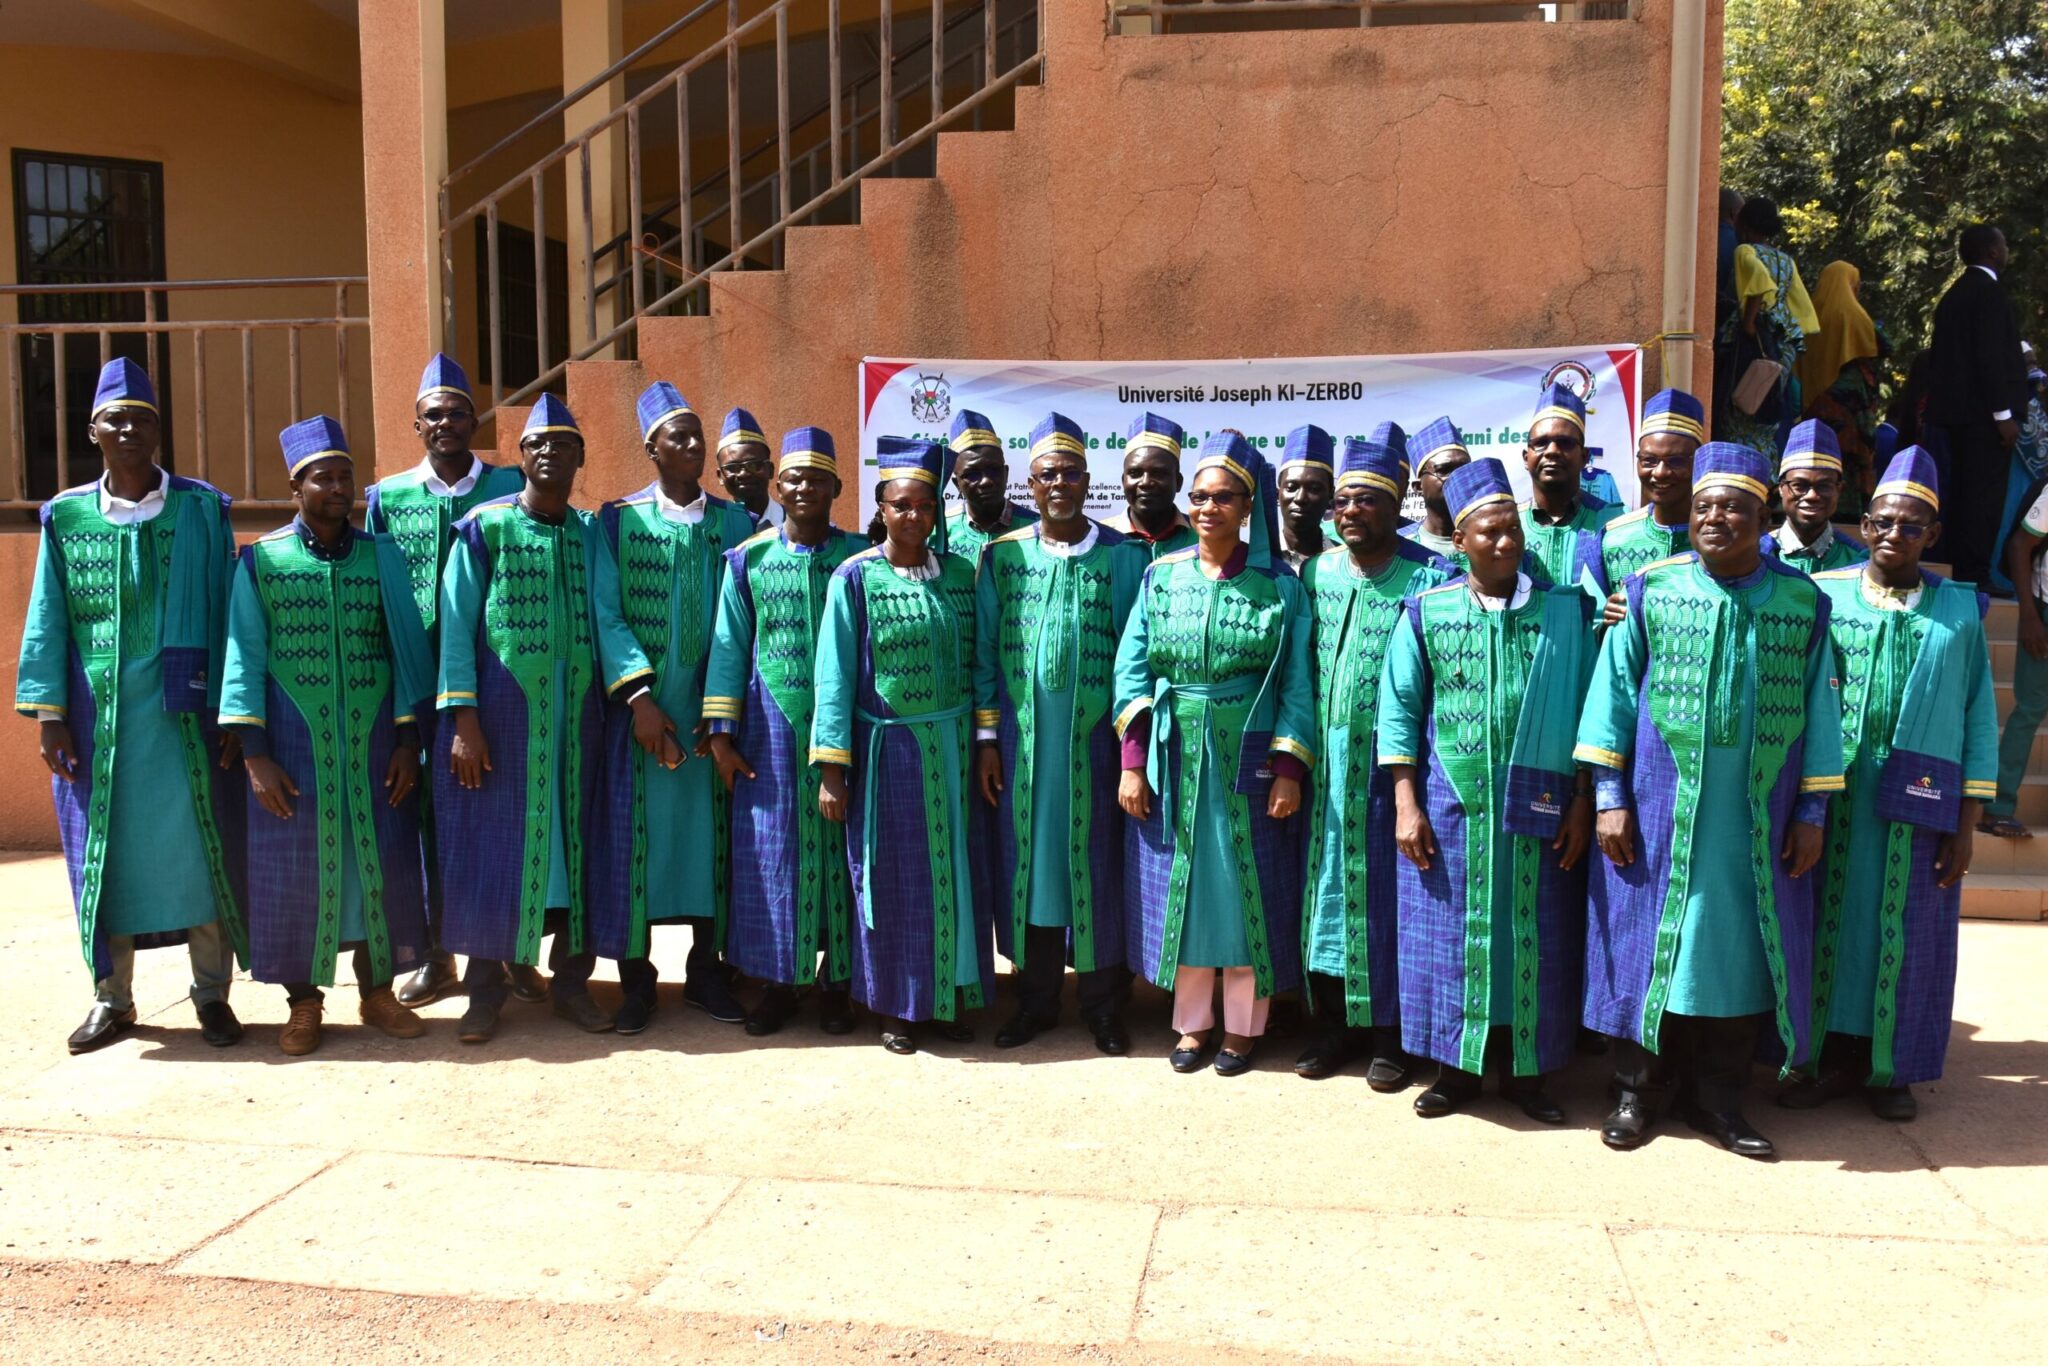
[
  {"xmin": 1170, "ymin": 1037, "xmax": 1211, "ymax": 1073},
  {"xmin": 1414, "ymin": 1070, "xmax": 1482, "ymax": 1118},
  {"xmin": 279, "ymin": 999, "xmax": 323, "ymax": 1056},
  {"xmin": 1685, "ymin": 1106, "xmax": 1777, "ymax": 1160},
  {"xmin": 1214, "ymin": 1046, "xmax": 1255, "ymax": 1078},
  {"xmin": 994, "ymin": 1011, "xmax": 1055, "ymax": 1049},
  {"xmin": 1777, "ymin": 1066, "xmax": 1859, "ymax": 1109},
  {"xmin": 1086, "ymin": 1013, "xmax": 1130, "ymax": 1057},
  {"xmin": 68, "ymin": 1003, "xmax": 137, "ymax": 1055},
  {"xmin": 395, "ymin": 954, "xmax": 459, "ymax": 1008},
  {"xmin": 1867, "ymin": 1085, "xmax": 1918, "ymax": 1122},
  {"xmin": 457, "ymin": 998, "xmax": 499, "ymax": 1044},
  {"xmin": 505, "ymin": 963, "xmax": 549, "ymax": 1004},
  {"xmin": 683, "ymin": 973, "xmax": 745, "ymax": 1024},
  {"xmin": 197, "ymin": 999, "xmax": 244, "ymax": 1048},
  {"xmin": 1365, "ymin": 1053, "xmax": 1415, "ymax": 1093},
  {"xmin": 552, "ymin": 993, "xmax": 615, "ymax": 1033},
  {"xmin": 881, "ymin": 1022, "xmax": 917, "ymax": 1055},
  {"xmin": 1293, "ymin": 1033, "xmax": 1354, "ymax": 1080},
  {"xmin": 1502, "ymin": 1084, "xmax": 1567, "ymax": 1126},
  {"xmin": 744, "ymin": 986, "xmax": 796, "ymax": 1037},
  {"xmin": 359, "ymin": 987, "xmax": 426, "ymax": 1039},
  {"xmin": 930, "ymin": 1018, "xmax": 974, "ymax": 1044}
]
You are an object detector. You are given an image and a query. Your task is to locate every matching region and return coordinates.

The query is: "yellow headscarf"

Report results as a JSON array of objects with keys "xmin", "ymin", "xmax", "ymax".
[{"xmin": 1798, "ymin": 260, "xmax": 1880, "ymax": 401}]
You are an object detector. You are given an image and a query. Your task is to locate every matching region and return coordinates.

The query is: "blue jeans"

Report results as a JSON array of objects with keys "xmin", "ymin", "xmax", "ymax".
[{"xmin": 1993, "ymin": 642, "xmax": 2048, "ymax": 819}]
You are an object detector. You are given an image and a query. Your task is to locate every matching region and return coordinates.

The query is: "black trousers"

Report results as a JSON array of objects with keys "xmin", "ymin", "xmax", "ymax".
[
  {"xmin": 464, "ymin": 927, "xmax": 594, "ymax": 1008},
  {"xmin": 1305, "ymin": 971, "xmax": 1403, "ymax": 1056},
  {"xmin": 1613, "ymin": 1011, "xmax": 1766, "ymax": 1114},
  {"xmin": 1015, "ymin": 924, "xmax": 1126, "ymax": 1021},
  {"xmin": 1933, "ymin": 419, "xmax": 2007, "ymax": 584},
  {"xmin": 616, "ymin": 916, "xmax": 722, "ymax": 1005},
  {"xmin": 285, "ymin": 945, "xmax": 381, "ymax": 1005}
]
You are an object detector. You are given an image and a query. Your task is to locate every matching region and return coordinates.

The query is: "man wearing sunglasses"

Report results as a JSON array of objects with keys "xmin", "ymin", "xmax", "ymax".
[{"xmin": 1519, "ymin": 384, "xmax": 1619, "ymax": 587}]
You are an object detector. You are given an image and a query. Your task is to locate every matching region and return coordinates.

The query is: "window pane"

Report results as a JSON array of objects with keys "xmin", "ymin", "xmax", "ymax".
[{"xmin": 23, "ymin": 162, "xmax": 44, "ymax": 212}]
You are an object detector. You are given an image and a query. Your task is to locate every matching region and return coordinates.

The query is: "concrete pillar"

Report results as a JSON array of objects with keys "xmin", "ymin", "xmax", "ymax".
[
  {"xmin": 563, "ymin": 0, "xmax": 626, "ymax": 362},
  {"xmin": 359, "ymin": 0, "xmax": 448, "ymax": 477}
]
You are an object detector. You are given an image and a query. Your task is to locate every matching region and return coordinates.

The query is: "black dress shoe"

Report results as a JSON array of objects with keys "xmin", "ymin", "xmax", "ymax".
[
  {"xmin": 817, "ymin": 988, "xmax": 855, "ymax": 1035},
  {"xmin": 614, "ymin": 994, "xmax": 657, "ymax": 1037},
  {"xmin": 1867, "ymin": 1085, "xmax": 1918, "ymax": 1122},
  {"xmin": 1365, "ymin": 1052, "xmax": 1415, "ymax": 1093},
  {"xmin": 505, "ymin": 963, "xmax": 549, "ymax": 1004},
  {"xmin": 929, "ymin": 1018, "xmax": 974, "ymax": 1044},
  {"xmin": 994, "ymin": 1011, "xmax": 1054, "ymax": 1049},
  {"xmin": 1214, "ymin": 1046, "xmax": 1255, "ymax": 1078},
  {"xmin": 683, "ymin": 973, "xmax": 745, "ymax": 1024},
  {"xmin": 881, "ymin": 1022, "xmax": 917, "ymax": 1055},
  {"xmin": 552, "ymin": 993, "xmax": 616, "ymax": 1033},
  {"xmin": 1601, "ymin": 1094, "xmax": 1654, "ymax": 1149},
  {"xmin": 1086, "ymin": 1013, "xmax": 1130, "ymax": 1057},
  {"xmin": 1293, "ymin": 1030, "xmax": 1362, "ymax": 1080},
  {"xmin": 68, "ymin": 1003, "xmax": 137, "ymax": 1055},
  {"xmin": 1501, "ymin": 1082, "xmax": 1566, "ymax": 1125},
  {"xmin": 1777, "ymin": 1067, "xmax": 1858, "ymax": 1110},
  {"xmin": 396, "ymin": 953, "xmax": 458, "ymax": 1008},
  {"xmin": 196, "ymin": 1000, "xmax": 243, "ymax": 1048},
  {"xmin": 1413, "ymin": 1069, "xmax": 1483, "ymax": 1118},
  {"xmin": 1685, "ymin": 1105, "xmax": 1777, "ymax": 1159},
  {"xmin": 457, "ymin": 998, "xmax": 499, "ymax": 1044},
  {"xmin": 745, "ymin": 986, "xmax": 797, "ymax": 1037}
]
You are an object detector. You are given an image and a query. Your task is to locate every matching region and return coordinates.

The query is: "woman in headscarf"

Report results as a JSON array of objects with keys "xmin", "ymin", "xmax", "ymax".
[
  {"xmin": 1799, "ymin": 260, "xmax": 1889, "ymax": 516},
  {"xmin": 1719, "ymin": 196, "xmax": 1819, "ymax": 462},
  {"xmin": 1113, "ymin": 431, "xmax": 1316, "ymax": 1077}
]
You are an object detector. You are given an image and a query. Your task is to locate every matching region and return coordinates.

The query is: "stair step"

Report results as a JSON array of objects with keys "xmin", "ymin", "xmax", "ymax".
[
  {"xmin": 1963, "ymin": 825, "xmax": 2048, "ymax": 876},
  {"xmin": 1961, "ymin": 873, "xmax": 2048, "ymax": 921}
]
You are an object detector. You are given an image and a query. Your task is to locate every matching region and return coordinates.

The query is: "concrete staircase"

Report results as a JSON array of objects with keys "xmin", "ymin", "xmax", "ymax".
[{"xmin": 1966, "ymin": 595, "xmax": 2048, "ymax": 920}]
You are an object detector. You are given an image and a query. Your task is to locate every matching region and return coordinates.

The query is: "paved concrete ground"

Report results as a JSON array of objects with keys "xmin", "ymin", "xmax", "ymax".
[{"xmin": 0, "ymin": 850, "xmax": 2042, "ymax": 1363}]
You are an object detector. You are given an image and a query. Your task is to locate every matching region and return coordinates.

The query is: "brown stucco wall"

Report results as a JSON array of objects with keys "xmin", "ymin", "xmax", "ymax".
[{"xmin": 545, "ymin": 4, "xmax": 1723, "ymax": 526}]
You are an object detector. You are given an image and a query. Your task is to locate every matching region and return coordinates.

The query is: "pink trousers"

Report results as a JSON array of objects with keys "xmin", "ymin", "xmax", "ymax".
[{"xmin": 1170, "ymin": 966, "xmax": 1270, "ymax": 1037}]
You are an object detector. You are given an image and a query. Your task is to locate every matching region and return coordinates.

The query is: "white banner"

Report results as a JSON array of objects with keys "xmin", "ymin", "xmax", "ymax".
[{"xmin": 856, "ymin": 346, "xmax": 1645, "ymax": 526}]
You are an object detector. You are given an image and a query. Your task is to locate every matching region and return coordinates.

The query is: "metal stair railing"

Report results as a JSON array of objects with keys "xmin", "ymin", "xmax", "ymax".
[{"xmin": 441, "ymin": 1, "xmax": 1045, "ymax": 429}]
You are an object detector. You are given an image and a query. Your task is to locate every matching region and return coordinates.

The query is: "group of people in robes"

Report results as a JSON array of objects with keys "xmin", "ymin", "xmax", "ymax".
[{"xmin": 21, "ymin": 356, "xmax": 1995, "ymax": 1161}]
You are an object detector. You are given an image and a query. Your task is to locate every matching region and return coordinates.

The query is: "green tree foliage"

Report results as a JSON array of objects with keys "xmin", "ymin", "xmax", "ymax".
[{"xmin": 1723, "ymin": 0, "xmax": 2048, "ymax": 374}]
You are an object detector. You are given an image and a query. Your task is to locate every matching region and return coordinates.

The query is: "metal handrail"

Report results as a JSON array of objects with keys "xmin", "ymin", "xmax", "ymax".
[
  {"xmin": 444, "ymin": 1, "xmax": 1045, "ymax": 429},
  {"xmin": 1106, "ymin": 0, "xmax": 1630, "ymax": 18},
  {"xmin": 2, "ymin": 276, "xmax": 366, "ymax": 512}
]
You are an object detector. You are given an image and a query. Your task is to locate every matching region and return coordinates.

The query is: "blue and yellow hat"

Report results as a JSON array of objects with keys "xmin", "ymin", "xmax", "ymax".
[
  {"xmin": 280, "ymin": 414, "xmax": 350, "ymax": 479},
  {"xmin": 1031, "ymin": 412, "xmax": 1086, "ymax": 463},
  {"xmin": 522, "ymin": 393, "xmax": 580, "ymax": 442},
  {"xmin": 1640, "ymin": 387, "xmax": 1705, "ymax": 442},
  {"xmin": 1872, "ymin": 446, "xmax": 1940, "ymax": 513},
  {"xmin": 1279, "ymin": 424, "xmax": 1335, "ymax": 477},
  {"xmin": 718, "ymin": 406, "xmax": 767, "ymax": 455},
  {"xmin": 91, "ymin": 357, "xmax": 157, "ymax": 420},
  {"xmin": 1369, "ymin": 421, "xmax": 1409, "ymax": 478},
  {"xmin": 1336, "ymin": 436, "xmax": 1405, "ymax": 499},
  {"xmin": 876, "ymin": 434, "xmax": 950, "ymax": 488},
  {"xmin": 1125, "ymin": 412, "xmax": 1184, "ymax": 460},
  {"xmin": 416, "ymin": 353, "xmax": 473, "ymax": 407},
  {"xmin": 1445, "ymin": 457, "xmax": 1517, "ymax": 527},
  {"xmin": 1778, "ymin": 419, "xmax": 1844, "ymax": 477},
  {"xmin": 951, "ymin": 408, "xmax": 1002, "ymax": 455},
  {"xmin": 778, "ymin": 426, "xmax": 836, "ymax": 475},
  {"xmin": 1194, "ymin": 429, "xmax": 1280, "ymax": 569},
  {"xmin": 1692, "ymin": 441, "xmax": 1772, "ymax": 501},
  {"xmin": 1411, "ymin": 416, "xmax": 1467, "ymax": 471},
  {"xmin": 635, "ymin": 381, "xmax": 693, "ymax": 443},
  {"xmin": 1530, "ymin": 383, "xmax": 1587, "ymax": 435}
]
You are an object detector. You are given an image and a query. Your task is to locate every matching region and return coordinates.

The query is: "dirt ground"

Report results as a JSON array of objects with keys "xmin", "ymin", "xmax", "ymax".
[{"xmin": 0, "ymin": 851, "xmax": 2042, "ymax": 1363}]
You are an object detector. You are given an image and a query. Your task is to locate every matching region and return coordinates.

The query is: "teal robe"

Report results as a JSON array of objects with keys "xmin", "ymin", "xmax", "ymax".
[
  {"xmin": 1519, "ymin": 494, "xmax": 1619, "ymax": 587},
  {"xmin": 1589, "ymin": 508, "xmax": 1691, "ymax": 596},
  {"xmin": 364, "ymin": 460, "xmax": 526, "ymax": 637},
  {"xmin": 1810, "ymin": 568, "xmax": 1997, "ymax": 1085},
  {"xmin": 15, "ymin": 473, "xmax": 245, "ymax": 978},
  {"xmin": 939, "ymin": 501, "xmax": 1038, "ymax": 566}
]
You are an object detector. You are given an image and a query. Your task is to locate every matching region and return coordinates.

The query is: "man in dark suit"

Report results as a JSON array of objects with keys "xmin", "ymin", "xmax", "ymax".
[{"xmin": 1926, "ymin": 223, "xmax": 2029, "ymax": 584}]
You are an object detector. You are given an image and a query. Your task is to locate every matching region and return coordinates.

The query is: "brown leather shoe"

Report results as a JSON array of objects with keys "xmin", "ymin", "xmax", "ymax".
[
  {"xmin": 279, "ymin": 998, "xmax": 323, "ymax": 1056},
  {"xmin": 359, "ymin": 986, "xmax": 427, "ymax": 1039}
]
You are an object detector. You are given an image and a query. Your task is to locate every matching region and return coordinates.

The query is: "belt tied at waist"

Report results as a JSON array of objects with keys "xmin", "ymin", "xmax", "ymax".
[{"xmin": 854, "ymin": 701, "xmax": 971, "ymax": 929}]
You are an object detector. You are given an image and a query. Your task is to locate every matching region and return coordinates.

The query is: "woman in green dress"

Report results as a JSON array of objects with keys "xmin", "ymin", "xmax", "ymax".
[{"xmin": 1113, "ymin": 431, "xmax": 1316, "ymax": 1077}]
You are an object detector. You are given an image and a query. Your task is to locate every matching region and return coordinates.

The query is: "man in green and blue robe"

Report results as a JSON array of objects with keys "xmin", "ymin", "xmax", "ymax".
[
  {"xmin": 1104, "ymin": 412, "xmax": 1195, "ymax": 560},
  {"xmin": 1406, "ymin": 417, "xmax": 1470, "ymax": 562},
  {"xmin": 1786, "ymin": 448, "xmax": 1995, "ymax": 1121},
  {"xmin": 220, "ymin": 416, "xmax": 438, "ymax": 1054},
  {"xmin": 972, "ymin": 412, "xmax": 1148, "ymax": 1055},
  {"xmin": 1378, "ymin": 457, "xmax": 1594, "ymax": 1122},
  {"xmin": 591, "ymin": 380, "xmax": 756, "ymax": 1035},
  {"xmin": 940, "ymin": 408, "xmax": 1037, "ymax": 564},
  {"xmin": 436, "ymin": 394, "xmax": 649, "ymax": 1044},
  {"xmin": 1585, "ymin": 390, "xmax": 1703, "ymax": 604},
  {"xmin": 1578, "ymin": 441, "xmax": 1845, "ymax": 1160},
  {"xmin": 715, "ymin": 406, "xmax": 783, "ymax": 529},
  {"xmin": 1519, "ymin": 383, "xmax": 1620, "ymax": 586},
  {"xmin": 1277, "ymin": 424, "xmax": 1337, "ymax": 569},
  {"xmin": 1768, "ymin": 420, "xmax": 1867, "ymax": 572},
  {"xmin": 1295, "ymin": 435, "xmax": 1449, "ymax": 1087},
  {"xmin": 813, "ymin": 436, "xmax": 992, "ymax": 1051},
  {"xmin": 706, "ymin": 426, "xmax": 861, "ymax": 1036},
  {"xmin": 17, "ymin": 358, "xmax": 246, "ymax": 1053},
  {"xmin": 364, "ymin": 353, "xmax": 524, "ymax": 1008}
]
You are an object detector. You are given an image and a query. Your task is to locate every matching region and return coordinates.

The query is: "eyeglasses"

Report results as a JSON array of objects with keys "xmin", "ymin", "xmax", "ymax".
[
  {"xmin": 1781, "ymin": 477, "xmax": 1841, "ymax": 498},
  {"xmin": 721, "ymin": 456, "xmax": 773, "ymax": 475},
  {"xmin": 1030, "ymin": 468, "xmax": 1087, "ymax": 486},
  {"xmin": 1186, "ymin": 490, "xmax": 1244, "ymax": 507},
  {"xmin": 1329, "ymin": 493, "xmax": 1385, "ymax": 511},
  {"xmin": 1865, "ymin": 517, "xmax": 1930, "ymax": 540}
]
